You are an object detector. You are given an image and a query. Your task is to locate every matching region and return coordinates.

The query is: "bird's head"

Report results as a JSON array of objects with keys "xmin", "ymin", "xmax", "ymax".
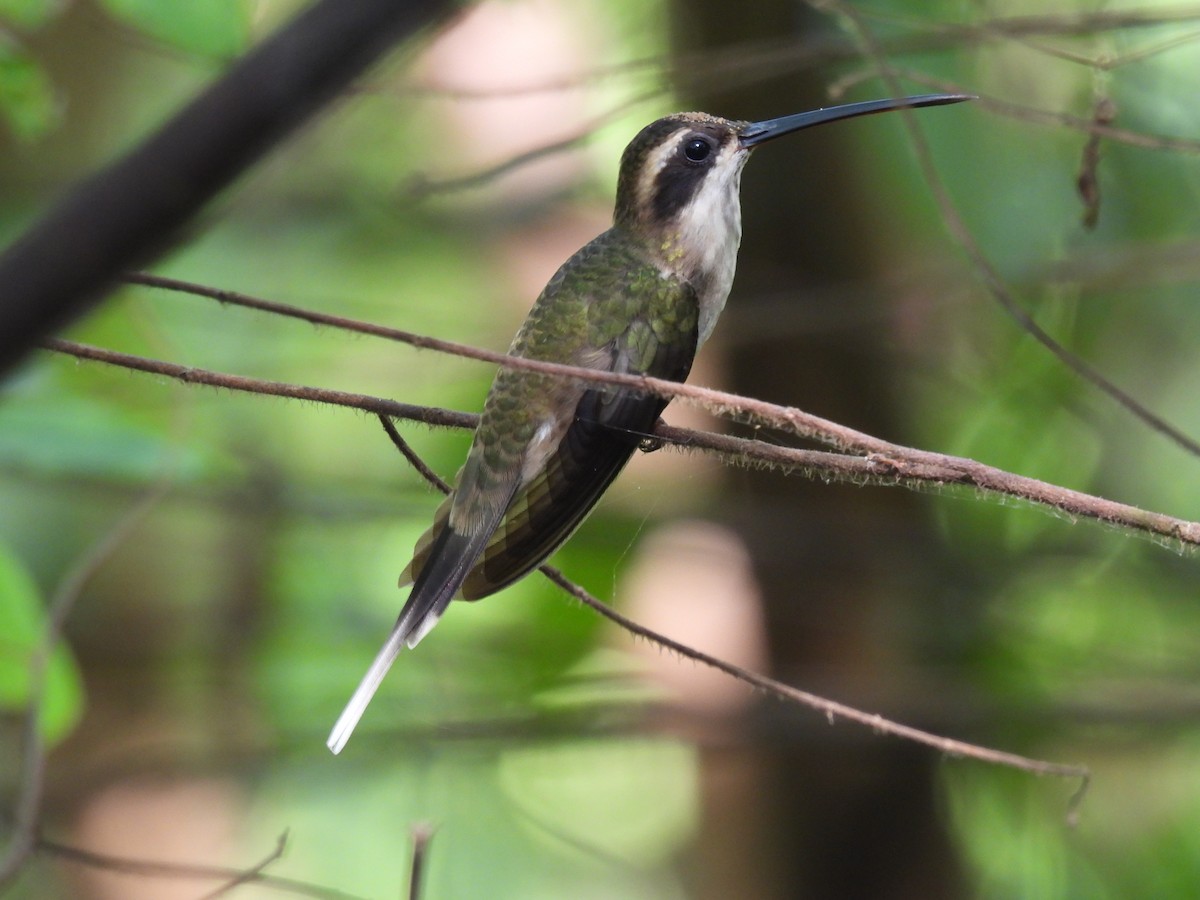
[
  {"xmin": 608, "ymin": 93, "xmax": 972, "ymax": 346},
  {"xmin": 612, "ymin": 93, "xmax": 973, "ymax": 270}
]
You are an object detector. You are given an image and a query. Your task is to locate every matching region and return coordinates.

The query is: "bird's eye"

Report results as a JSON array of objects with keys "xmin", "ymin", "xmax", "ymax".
[{"xmin": 683, "ymin": 137, "xmax": 711, "ymax": 162}]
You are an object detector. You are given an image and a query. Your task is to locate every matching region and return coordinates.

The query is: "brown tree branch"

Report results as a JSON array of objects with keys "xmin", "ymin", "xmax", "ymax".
[
  {"xmin": 372, "ymin": 415, "xmax": 1090, "ymax": 817},
  {"xmin": 198, "ymin": 830, "xmax": 290, "ymax": 900},
  {"xmin": 116, "ymin": 276, "xmax": 1200, "ymax": 547},
  {"xmin": 378, "ymin": 415, "xmax": 452, "ymax": 493},
  {"xmin": 538, "ymin": 565, "xmax": 1091, "ymax": 824},
  {"xmin": 40, "ymin": 337, "xmax": 1200, "ymax": 550},
  {"xmin": 28, "ymin": 285, "xmax": 1146, "ymax": 818},
  {"xmin": 42, "ymin": 336, "xmax": 476, "ymax": 432}
]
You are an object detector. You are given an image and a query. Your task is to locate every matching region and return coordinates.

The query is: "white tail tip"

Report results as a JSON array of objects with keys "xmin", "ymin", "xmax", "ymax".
[
  {"xmin": 327, "ymin": 594, "xmax": 449, "ymax": 754},
  {"xmin": 326, "ymin": 627, "xmax": 408, "ymax": 755}
]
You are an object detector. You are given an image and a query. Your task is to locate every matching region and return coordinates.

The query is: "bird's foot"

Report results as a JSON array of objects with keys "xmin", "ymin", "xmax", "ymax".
[{"xmin": 638, "ymin": 418, "xmax": 667, "ymax": 453}]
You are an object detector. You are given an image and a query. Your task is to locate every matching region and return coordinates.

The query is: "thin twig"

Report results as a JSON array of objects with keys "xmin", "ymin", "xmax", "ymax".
[
  {"xmin": 378, "ymin": 414, "xmax": 451, "ymax": 493},
  {"xmin": 124, "ymin": 272, "xmax": 749, "ymax": 414},
  {"xmin": 37, "ymin": 836, "xmax": 365, "ymax": 900},
  {"xmin": 41, "ymin": 336, "xmax": 476, "ymax": 432},
  {"xmin": 822, "ymin": 3, "xmax": 1200, "ymax": 462},
  {"xmin": 198, "ymin": 830, "xmax": 290, "ymax": 899},
  {"xmin": 401, "ymin": 89, "xmax": 660, "ymax": 198},
  {"xmin": 405, "ymin": 130, "xmax": 591, "ymax": 197},
  {"xmin": 407, "ymin": 824, "xmax": 435, "ymax": 900},
  {"xmin": 862, "ymin": 63, "xmax": 1200, "ymax": 154},
  {"xmin": 538, "ymin": 565, "xmax": 1091, "ymax": 823}
]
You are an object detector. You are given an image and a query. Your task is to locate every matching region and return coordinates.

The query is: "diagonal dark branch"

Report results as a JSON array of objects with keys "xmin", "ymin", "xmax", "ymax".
[{"xmin": 0, "ymin": 0, "xmax": 457, "ymax": 377}]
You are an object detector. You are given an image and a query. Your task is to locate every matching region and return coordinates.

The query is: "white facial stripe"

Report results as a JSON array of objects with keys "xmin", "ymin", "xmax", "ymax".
[
  {"xmin": 629, "ymin": 120, "xmax": 748, "ymax": 350},
  {"xmin": 637, "ymin": 126, "xmax": 692, "ymax": 214},
  {"xmin": 672, "ymin": 140, "xmax": 747, "ymax": 346}
]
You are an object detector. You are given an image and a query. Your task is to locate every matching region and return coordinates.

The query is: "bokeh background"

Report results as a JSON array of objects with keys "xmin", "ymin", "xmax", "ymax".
[{"xmin": 3, "ymin": 0, "xmax": 1200, "ymax": 897}]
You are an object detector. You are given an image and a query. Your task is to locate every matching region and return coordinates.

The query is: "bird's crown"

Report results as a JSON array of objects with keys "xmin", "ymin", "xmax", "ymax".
[{"xmin": 613, "ymin": 112, "xmax": 750, "ymax": 230}]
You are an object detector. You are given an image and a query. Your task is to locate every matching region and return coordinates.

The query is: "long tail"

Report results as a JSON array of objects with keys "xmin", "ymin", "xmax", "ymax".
[{"xmin": 326, "ymin": 525, "xmax": 491, "ymax": 755}]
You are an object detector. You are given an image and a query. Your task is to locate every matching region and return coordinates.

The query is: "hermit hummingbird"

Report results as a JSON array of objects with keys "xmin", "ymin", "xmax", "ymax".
[{"xmin": 327, "ymin": 92, "xmax": 971, "ymax": 754}]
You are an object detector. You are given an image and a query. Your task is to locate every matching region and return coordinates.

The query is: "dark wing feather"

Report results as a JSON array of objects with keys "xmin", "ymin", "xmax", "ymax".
[
  {"xmin": 459, "ymin": 307, "xmax": 698, "ymax": 599},
  {"xmin": 402, "ymin": 229, "xmax": 701, "ymax": 602}
]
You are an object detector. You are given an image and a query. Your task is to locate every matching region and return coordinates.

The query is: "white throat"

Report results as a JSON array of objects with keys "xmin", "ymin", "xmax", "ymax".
[{"xmin": 664, "ymin": 144, "xmax": 748, "ymax": 348}]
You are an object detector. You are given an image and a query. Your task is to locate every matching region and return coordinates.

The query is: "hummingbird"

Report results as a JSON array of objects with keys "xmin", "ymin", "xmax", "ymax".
[{"xmin": 327, "ymin": 92, "xmax": 971, "ymax": 754}]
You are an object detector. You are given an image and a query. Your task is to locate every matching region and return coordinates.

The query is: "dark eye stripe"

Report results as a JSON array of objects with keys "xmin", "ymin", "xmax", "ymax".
[
  {"xmin": 650, "ymin": 132, "xmax": 721, "ymax": 222},
  {"xmin": 652, "ymin": 161, "xmax": 708, "ymax": 222}
]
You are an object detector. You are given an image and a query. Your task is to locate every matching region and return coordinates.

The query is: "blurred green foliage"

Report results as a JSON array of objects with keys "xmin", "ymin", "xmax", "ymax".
[
  {"xmin": 0, "ymin": 0, "xmax": 702, "ymax": 897},
  {"xmin": 98, "ymin": 0, "xmax": 249, "ymax": 58},
  {"xmin": 0, "ymin": 541, "xmax": 83, "ymax": 744},
  {"xmin": 1, "ymin": 0, "xmax": 1200, "ymax": 897},
  {"xmin": 0, "ymin": 42, "xmax": 55, "ymax": 140},
  {"xmin": 0, "ymin": 0, "xmax": 59, "ymax": 30}
]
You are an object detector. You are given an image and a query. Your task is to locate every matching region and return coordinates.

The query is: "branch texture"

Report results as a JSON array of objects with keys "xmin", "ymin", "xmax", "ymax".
[
  {"xmin": 118, "ymin": 275, "xmax": 1200, "ymax": 549},
  {"xmin": 373, "ymin": 414, "xmax": 1089, "ymax": 802}
]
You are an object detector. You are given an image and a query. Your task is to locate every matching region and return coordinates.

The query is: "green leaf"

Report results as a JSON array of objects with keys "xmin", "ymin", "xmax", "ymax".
[
  {"xmin": 0, "ymin": 42, "xmax": 57, "ymax": 141},
  {"xmin": 99, "ymin": 0, "xmax": 249, "ymax": 58},
  {"xmin": 0, "ymin": 542, "xmax": 85, "ymax": 745},
  {"xmin": 0, "ymin": 0, "xmax": 62, "ymax": 30}
]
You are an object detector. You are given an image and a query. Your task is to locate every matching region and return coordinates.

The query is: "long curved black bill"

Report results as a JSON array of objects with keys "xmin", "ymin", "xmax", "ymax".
[{"xmin": 739, "ymin": 93, "xmax": 974, "ymax": 147}]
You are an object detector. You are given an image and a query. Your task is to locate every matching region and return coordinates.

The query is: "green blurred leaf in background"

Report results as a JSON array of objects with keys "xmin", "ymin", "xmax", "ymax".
[
  {"xmin": 0, "ymin": 0, "xmax": 61, "ymax": 30},
  {"xmin": 0, "ymin": 40, "xmax": 57, "ymax": 141},
  {"xmin": 98, "ymin": 0, "xmax": 249, "ymax": 58},
  {"xmin": 0, "ymin": 541, "xmax": 84, "ymax": 744}
]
